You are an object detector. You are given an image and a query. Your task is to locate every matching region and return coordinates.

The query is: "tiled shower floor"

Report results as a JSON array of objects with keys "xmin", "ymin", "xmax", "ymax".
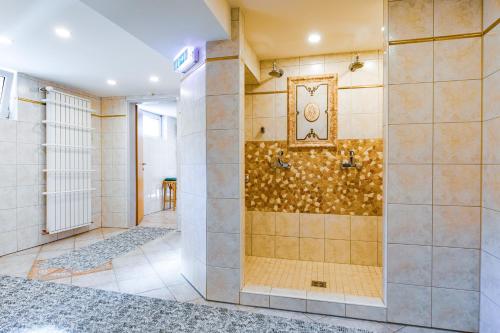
[{"xmin": 244, "ymin": 256, "xmax": 383, "ymax": 299}]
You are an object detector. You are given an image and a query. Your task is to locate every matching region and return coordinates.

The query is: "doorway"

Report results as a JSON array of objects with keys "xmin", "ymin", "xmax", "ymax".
[{"xmin": 134, "ymin": 101, "xmax": 177, "ymax": 226}]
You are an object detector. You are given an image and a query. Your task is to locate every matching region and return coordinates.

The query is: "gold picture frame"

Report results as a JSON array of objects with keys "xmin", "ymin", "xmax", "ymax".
[{"xmin": 287, "ymin": 74, "xmax": 338, "ymax": 148}]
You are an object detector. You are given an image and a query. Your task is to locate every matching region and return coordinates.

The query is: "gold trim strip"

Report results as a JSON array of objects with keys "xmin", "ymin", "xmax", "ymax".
[
  {"xmin": 246, "ymin": 90, "xmax": 287, "ymax": 95},
  {"xmin": 246, "ymin": 84, "xmax": 383, "ymax": 95},
  {"xmin": 18, "ymin": 97, "xmax": 46, "ymax": 105},
  {"xmin": 389, "ymin": 32, "xmax": 481, "ymax": 45},
  {"xmin": 483, "ymin": 18, "xmax": 500, "ymax": 36},
  {"xmin": 206, "ymin": 55, "xmax": 239, "ymax": 62},
  {"xmin": 338, "ymin": 84, "xmax": 383, "ymax": 90}
]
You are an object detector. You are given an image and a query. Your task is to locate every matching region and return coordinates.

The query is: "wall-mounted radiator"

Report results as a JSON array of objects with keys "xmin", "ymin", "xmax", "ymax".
[{"xmin": 42, "ymin": 87, "xmax": 94, "ymax": 234}]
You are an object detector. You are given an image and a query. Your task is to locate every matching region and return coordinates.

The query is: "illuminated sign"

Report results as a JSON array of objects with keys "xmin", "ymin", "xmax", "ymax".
[{"xmin": 173, "ymin": 47, "xmax": 199, "ymax": 73}]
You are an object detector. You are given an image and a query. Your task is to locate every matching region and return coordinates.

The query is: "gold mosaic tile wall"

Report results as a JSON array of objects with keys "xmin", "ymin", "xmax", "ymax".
[{"xmin": 245, "ymin": 139, "xmax": 383, "ymax": 215}]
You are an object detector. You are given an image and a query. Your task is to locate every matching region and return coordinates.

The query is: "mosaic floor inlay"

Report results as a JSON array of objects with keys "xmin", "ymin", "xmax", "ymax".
[
  {"xmin": 29, "ymin": 227, "xmax": 173, "ymax": 280},
  {"xmin": 0, "ymin": 275, "xmax": 373, "ymax": 333}
]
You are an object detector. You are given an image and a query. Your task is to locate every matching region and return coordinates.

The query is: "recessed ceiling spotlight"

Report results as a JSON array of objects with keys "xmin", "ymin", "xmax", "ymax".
[
  {"xmin": 308, "ymin": 33, "xmax": 321, "ymax": 44},
  {"xmin": 54, "ymin": 27, "xmax": 71, "ymax": 39},
  {"xmin": 107, "ymin": 79, "xmax": 117, "ymax": 86},
  {"xmin": 0, "ymin": 35, "xmax": 13, "ymax": 45},
  {"xmin": 149, "ymin": 75, "xmax": 159, "ymax": 82},
  {"xmin": 381, "ymin": 26, "xmax": 385, "ymax": 32}
]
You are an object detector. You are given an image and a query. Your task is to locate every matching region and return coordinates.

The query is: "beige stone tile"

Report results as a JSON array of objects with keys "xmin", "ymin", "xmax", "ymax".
[
  {"xmin": 206, "ymin": 59, "xmax": 240, "ymax": 96},
  {"xmin": 245, "ymin": 211, "xmax": 252, "ymax": 234},
  {"xmin": 275, "ymin": 66, "xmax": 300, "ymax": 91},
  {"xmin": 482, "ymin": 207, "xmax": 500, "ymax": 258},
  {"xmin": 275, "ymin": 236, "xmax": 299, "ymax": 260},
  {"xmin": 251, "ymin": 117, "xmax": 275, "ymax": 141},
  {"xmin": 240, "ymin": 291, "xmax": 270, "ymax": 307},
  {"xmin": 434, "ymin": 0, "xmax": 481, "ymax": 36},
  {"xmin": 275, "ymin": 212, "xmax": 299, "ymax": 237},
  {"xmin": 307, "ymin": 299, "xmax": 346, "ymax": 317},
  {"xmin": 433, "ymin": 206, "xmax": 480, "ymax": 248},
  {"xmin": 270, "ymin": 295, "xmax": 306, "ymax": 312},
  {"xmin": 299, "ymin": 213, "xmax": 325, "ymax": 238},
  {"xmin": 207, "ymin": 94, "xmax": 239, "ymax": 130},
  {"xmin": 300, "ymin": 64, "xmax": 325, "ymax": 76},
  {"xmin": 299, "ymin": 55, "xmax": 325, "ymax": 66},
  {"xmin": 433, "ymin": 122, "xmax": 481, "ymax": 164},
  {"xmin": 325, "ymin": 239, "xmax": 350, "ymax": 264},
  {"xmin": 274, "ymin": 116, "xmax": 287, "ymax": 141},
  {"xmin": 433, "ymin": 165, "xmax": 480, "ymax": 206},
  {"xmin": 300, "ymin": 238, "xmax": 324, "ymax": 262},
  {"xmin": 483, "ymin": 70, "xmax": 500, "ymax": 121},
  {"xmin": 324, "ymin": 62, "xmax": 352, "ymax": 86},
  {"xmin": 350, "ymin": 216, "xmax": 377, "ymax": 241},
  {"xmin": 481, "ymin": 250, "xmax": 500, "ymax": 307},
  {"xmin": 434, "ymin": 38, "xmax": 481, "ymax": 81},
  {"xmin": 252, "ymin": 94, "xmax": 275, "ymax": 118},
  {"xmin": 252, "ymin": 235, "xmax": 275, "ymax": 258},
  {"xmin": 207, "ymin": 232, "xmax": 240, "ymax": 269},
  {"xmin": 244, "ymin": 95, "xmax": 252, "ymax": 119},
  {"xmin": 207, "ymin": 198, "xmax": 240, "ymax": 234},
  {"xmin": 387, "ymin": 283, "xmax": 431, "ymax": 326},
  {"xmin": 117, "ymin": 274, "xmax": 165, "ymax": 294},
  {"xmin": 245, "ymin": 235, "xmax": 251, "ymax": 256},
  {"xmin": 483, "ymin": 117, "xmax": 500, "ymax": 164},
  {"xmin": 389, "ymin": 42, "xmax": 433, "ymax": 84},
  {"xmin": 388, "ymin": 83, "xmax": 433, "ymax": 124},
  {"xmin": 387, "ymin": 244, "xmax": 431, "ymax": 286},
  {"xmin": 138, "ymin": 287, "xmax": 176, "ymax": 301},
  {"xmin": 168, "ymin": 282, "xmax": 202, "ymax": 302},
  {"xmin": 431, "ymin": 288, "xmax": 479, "ymax": 332},
  {"xmin": 432, "ymin": 247, "xmax": 479, "ymax": 290},
  {"xmin": 324, "ymin": 52, "xmax": 352, "ymax": 63},
  {"xmin": 324, "ymin": 215, "xmax": 350, "ymax": 240},
  {"xmin": 274, "ymin": 93, "xmax": 287, "ymax": 117},
  {"xmin": 351, "ymin": 241, "xmax": 377, "ymax": 266},
  {"xmin": 434, "ymin": 80, "xmax": 481, "ymax": 123},
  {"xmin": 484, "ymin": 0, "xmax": 500, "ymax": 29},
  {"xmin": 483, "ymin": 165, "xmax": 500, "ymax": 212},
  {"xmin": 252, "ymin": 211, "xmax": 275, "ymax": 235},
  {"xmin": 388, "ymin": 0, "xmax": 433, "ymax": 40},
  {"xmin": 207, "ymin": 129, "xmax": 238, "ymax": 164},
  {"xmin": 388, "ymin": 164, "xmax": 432, "ymax": 204},
  {"xmin": 206, "ymin": 266, "xmax": 240, "ymax": 303},
  {"xmin": 206, "ymin": 40, "xmax": 238, "ymax": 59},
  {"xmin": 206, "ymin": 164, "xmax": 239, "ymax": 199},
  {"xmin": 388, "ymin": 124, "xmax": 432, "ymax": 164},
  {"xmin": 276, "ymin": 57, "xmax": 300, "ymax": 67}
]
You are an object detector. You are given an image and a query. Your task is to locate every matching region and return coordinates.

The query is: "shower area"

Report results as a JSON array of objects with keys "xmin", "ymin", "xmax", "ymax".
[{"xmin": 243, "ymin": 50, "xmax": 384, "ymax": 303}]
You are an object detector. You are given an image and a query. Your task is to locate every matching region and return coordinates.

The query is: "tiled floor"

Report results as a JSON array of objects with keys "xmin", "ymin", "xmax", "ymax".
[
  {"xmin": 0, "ymin": 210, "xmax": 452, "ymax": 332},
  {"xmin": 245, "ymin": 256, "xmax": 383, "ymax": 298}
]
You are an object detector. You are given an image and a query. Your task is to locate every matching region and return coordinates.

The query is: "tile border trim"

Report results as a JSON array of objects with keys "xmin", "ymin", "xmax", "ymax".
[{"xmin": 389, "ymin": 32, "xmax": 482, "ymax": 45}]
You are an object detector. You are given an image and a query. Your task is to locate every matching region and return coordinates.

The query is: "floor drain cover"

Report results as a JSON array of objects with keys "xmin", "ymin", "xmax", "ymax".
[{"xmin": 311, "ymin": 280, "xmax": 327, "ymax": 288}]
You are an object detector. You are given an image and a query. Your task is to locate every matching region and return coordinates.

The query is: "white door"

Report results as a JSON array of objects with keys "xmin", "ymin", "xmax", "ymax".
[{"xmin": 142, "ymin": 112, "xmax": 168, "ymax": 215}]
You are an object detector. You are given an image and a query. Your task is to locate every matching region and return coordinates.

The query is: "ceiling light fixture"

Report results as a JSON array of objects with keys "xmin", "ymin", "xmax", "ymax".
[
  {"xmin": 381, "ymin": 26, "xmax": 385, "ymax": 32},
  {"xmin": 0, "ymin": 36, "xmax": 13, "ymax": 45},
  {"xmin": 149, "ymin": 75, "xmax": 159, "ymax": 82},
  {"xmin": 308, "ymin": 33, "xmax": 321, "ymax": 44},
  {"xmin": 107, "ymin": 79, "xmax": 117, "ymax": 86},
  {"xmin": 54, "ymin": 27, "xmax": 71, "ymax": 39}
]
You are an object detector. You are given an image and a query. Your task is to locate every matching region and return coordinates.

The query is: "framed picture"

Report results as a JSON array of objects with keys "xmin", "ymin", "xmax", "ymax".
[{"xmin": 287, "ymin": 74, "xmax": 337, "ymax": 148}]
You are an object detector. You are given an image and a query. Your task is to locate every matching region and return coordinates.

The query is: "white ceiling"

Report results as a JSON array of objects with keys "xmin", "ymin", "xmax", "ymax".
[
  {"xmin": 227, "ymin": 0, "xmax": 384, "ymax": 59},
  {"xmin": 139, "ymin": 100, "xmax": 177, "ymax": 118},
  {"xmin": 0, "ymin": 0, "xmax": 228, "ymax": 97}
]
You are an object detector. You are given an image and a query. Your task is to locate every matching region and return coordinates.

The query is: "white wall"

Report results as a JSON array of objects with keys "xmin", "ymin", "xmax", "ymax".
[{"xmin": 0, "ymin": 73, "xmax": 102, "ymax": 256}]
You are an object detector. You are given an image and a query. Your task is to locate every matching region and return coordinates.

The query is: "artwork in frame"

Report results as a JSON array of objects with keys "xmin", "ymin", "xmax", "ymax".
[{"xmin": 287, "ymin": 74, "xmax": 338, "ymax": 148}]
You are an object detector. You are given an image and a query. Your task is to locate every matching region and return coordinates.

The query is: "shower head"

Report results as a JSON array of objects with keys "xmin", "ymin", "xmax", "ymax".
[
  {"xmin": 349, "ymin": 55, "xmax": 364, "ymax": 72},
  {"xmin": 268, "ymin": 61, "xmax": 284, "ymax": 78}
]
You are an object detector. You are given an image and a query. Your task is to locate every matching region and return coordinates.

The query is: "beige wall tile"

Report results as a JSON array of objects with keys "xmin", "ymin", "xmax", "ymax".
[
  {"xmin": 207, "ymin": 198, "xmax": 240, "ymax": 234},
  {"xmin": 324, "ymin": 62, "xmax": 352, "ymax": 86},
  {"xmin": 275, "ymin": 116, "xmax": 287, "ymax": 141},
  {"xmin": 275, "ymin": 66, "xmax": 300, "ymax": 91},
  {"xmin": 387, "ymin": 283, "xmax": 432, "ymax": 326},
  {"xmin": 389, "ymin": 83, "xmax": 433, "ymax": 124},
  {"xmin": 252, "ymin": 211, "xmax": 275, "ymax": 235},
  {"xmin": 299, "ymin": 55, "xmax": 325, "ymax": 66},
  {"xmin": 351, "ymin": 114, "xmax": 382, "ymax": 139},
  {"xmin": 245, "ymin": 235, "xmax": 251, "ymax": 256},
  {"xmin": 324, "ymin": 215, "xmax": 350, "ymax": 240},
  {"xmin": 388, "ymin": 0, "xmax": 433, "ymax": 40},
  {"xmin": 388, "ymin": 204, "xmax": 432, "ymax": 245},
  {"xmin": 300, "ymin": 238, "xmax": 324, "ymax": 262},
  {"xmin": 482, "ymin": 208, "xmax": 500, "ymax": 258},
  {"xmin": 389, "ymin": 42, "xmax": 433, "ymax": 84},
  {"xmin": 299, "ymin": 213, "xmax": 325, "ymax": 238},
  {"xmin": 275, "ymin": 236, "xmax": 299, "ymax": 260},
  {"xmin": 207, "ymin": 164, "xmax": 239, "ymax": 199},
  {"xmin": 325, "ymin": 239, "xmax": 350, "ymax": 264},
  {"xmin": 206, "ymin": 59, "xmax": 240, "ymax": 96},
  {"xmin": 483, "ymin": 0, "xmax": 500, "ymax": 29},
  {"xmin": 350, "ymin": 216, "xmax": 378, "ymax": 241},
  {"xmin": 274, "ymin": 93, "xmax": 287, "ymax": 117},
  {"xmin": 433, "ymin": 165, "xmax": 480, "ymax": 206},
  {"xmin": 433, "ymin": 122, "xmax": 481, "ymax": 164},
  {"xmin": 351, "ymin": 241, "xmax": 377, "ymax": 266},
  {"xmin": 244, "ymin": 95, "xmax": 252, "ymax": 119},
  {"xmin": 245, "ymin": 211, "xmax": 252, "ymax": 234},
  {"xmin": 251, "ymin": 117, "xmax": 275, "ymax": 141},
  {"xmin": 275, "ymin": 212, "xmax": 299, "ymax": 237},
  {"xmin": 434, "ymin": 38, "xmax": 481, "ymax": 81},
  {"xmin": 483, "ymin": 117, "xmax": 500, "ymax": 164},
  {"xmin": 299, "ymin": 64, "xmax": 325, "ymax": 76},
  {"xmin": 388, "ymin": 124, "xmax": 432, "ymax": 164},
  {"xmin": 240, "ymin": 291, "xmax": 269, "ymax": 307},
  {"xmin": 483, "ymin": 70, "xmax": 500, "ymax": 121},
  {"xmin": 433, "ymin": 206, "xmax": 480, "ymax": 248},
  {"xmin": 252, "ymin": 94, "xmax": 275, "ymax": 118},
  {"xmin": 432, "ymin": 288, "xmax": 479, "ymax": 332},
  {"xmin": 307, "ymin": 299, "xmax": 346, "ymax": 317},
  {"xmin": 207, "ymin": 232, "xmax": 240, "ymax": 269},
  {"xmin": 207, "ymin": 94, "xmax": 239, "ymax": 130},
  {"xmin": 433, "ymin": 247, "xmax": 480, "ymax": 290},
  {"xmin": 434, "ymin": 80, "xmax": 481, "ymax": 122},
  {"xmin": 276, "ymin": 57, "xmax": 300, "ymax": 67},
  {"xmin": 483, "ymin": 165, "xmax": 500, "ymax": 211},
  {"xmin": 388, "ymin": 244, "xmax": 432, "ymax": 286},
  {"xmin": 434, "ymin": 0, "xmax": 482, "ymax": 36},
  {"xmin": 252, "ymin": 235, "xmax": 275, "ymax": 258},
  {"xmin": 207, "ymin": 130, "xmax": 239, "ymax": 164},
  {"xmin": 481, "ymin": 251, "xmax": 500, "ymax": 306},
  {"xmin": 206, "ymin": 266, "xmax": 240, "ymax": 303},
  {"xmin": 377, "ymin": 242, "xmax": 383, "ymax": 267},
  {"xmin": 388, "ymin": 164, "xmax": 432, "ymax": 204}
]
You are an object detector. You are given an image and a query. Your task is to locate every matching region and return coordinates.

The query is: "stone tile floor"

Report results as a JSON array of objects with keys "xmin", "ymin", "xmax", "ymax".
[{"xmin": 0, "ymin": 210, "xmax": 456, "ymax": 333}]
